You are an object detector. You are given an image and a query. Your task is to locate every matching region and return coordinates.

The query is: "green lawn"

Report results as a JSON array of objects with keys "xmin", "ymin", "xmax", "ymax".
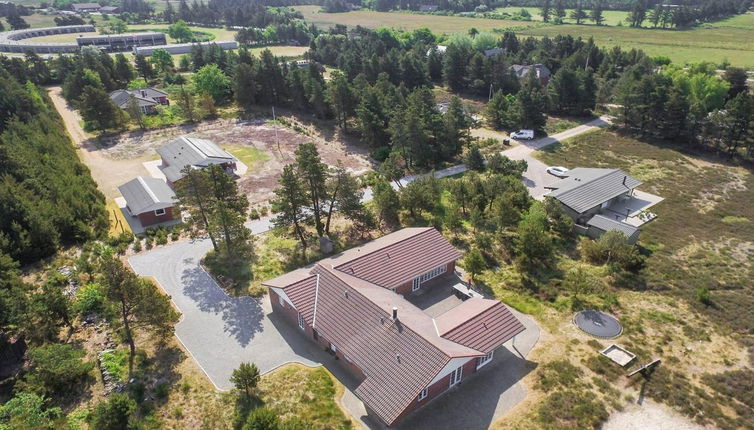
[
  {"xmin": 536, "ymin": 129, "xmax": 754, "ymax": 334},
  {"xmin": 223, "ymin": 145, "xmax": 270, "ymax": 168}
]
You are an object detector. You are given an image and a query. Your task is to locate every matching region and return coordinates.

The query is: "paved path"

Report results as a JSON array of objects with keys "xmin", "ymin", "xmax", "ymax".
[{"xmin": 128, "ymin": 240, "xmax": 321, "ymax": 390}]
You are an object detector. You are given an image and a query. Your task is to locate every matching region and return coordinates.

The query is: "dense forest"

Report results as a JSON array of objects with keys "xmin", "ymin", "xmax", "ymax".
[{"xmin": 0, "ymin": 70, "xmax": 108, "ymax": 264}]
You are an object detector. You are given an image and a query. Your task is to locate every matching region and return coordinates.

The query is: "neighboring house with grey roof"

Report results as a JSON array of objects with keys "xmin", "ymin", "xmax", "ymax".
[
  {"xmin": 511, "ymin": 63, "xmax": 551, "ymax": 85},
  {"xmin": 71, "ymin": 2, "xmax": 100, "ymax": 13},
  {"xmin": 545, "ymin": 168, "xmax": 651, "ymax": 244},
  {"xmin": 110, "ymin": 88, "xmax": 169, "ymax": 114},
  {"xmin": 118, "ymin": 176, "xmax": 179, "ymax": 227},
  {"xmin": 263, "ymin": 228, "xmax": 526, "ymax": 427},
  {"xmin": 156, "ymin": 136, "xmax": 238, "ymax": 185}
]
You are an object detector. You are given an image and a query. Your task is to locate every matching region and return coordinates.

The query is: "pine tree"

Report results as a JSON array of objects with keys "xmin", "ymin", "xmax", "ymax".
[
  {"xmin": 591, "ymin": 0, "xmax": 605, "ymax": 25},
  {"xmin": 516, "ymin": 202, "xmax": 554, "ymax": 272},
  {"xmin": 570, "ymin": 1, "xmax": 587, "ymax": 24},
  {"xmin": 486, "ymin": 90, "xmax": 519, "ymax": 130},
  {"xmin": 464, "ymin": 144, "xmax": 485, "ymax": 171},
  {"xmin": 272, "ymin": 165, "xmax": 309, "ymax": 253},
  {"xmin": 233, "ymin": 62, "xmax": 256, "ymax": 111},
  {"xmin": 327, "ymin": 71, "xmax": 355, "ymax": 131},
  {"xmin": 113, "ymin": 54, "xmax": 134, "ymax": 87},
  {"xmin": 443, "ymin": 44, "xmax": 468, "ymax": 93},
  {"xmin": 540, "ymin": 0, "xmax": 552, "ymax": 22},
  {"xmin": 356, "ymin": 87, "xmax": 390, "ymax": 150},
  {"xmin": 295, "ymin": 143, "xmax": 328, "ymax": 238},
  {"xmin": 554, "ymin": 0, "xmax": 566, "ymax": 23},
  {"xmin": 126, "ymin": 95, "xmax": 145, "ymax": 130},
  {"xmin": 79, "ymin": 86, "xmax": 125, "ymax": 133},
  {"xmin": 372, "ymin": 179, "xmax": 400, "ymax": 226},
  {"xmin": 134, "ymin": 54, "xmax": 154, "ymax": 82},
  {"xmin": 100, "ymin": 257, "xmax": 179, "ymax": 379},
  {"xmin": 515, "ymin": 71, "xmax": 548, "ymax": 132},
  {"xmin": 441, "ymin": 96, "xmax": 471, "ymax": 160}
]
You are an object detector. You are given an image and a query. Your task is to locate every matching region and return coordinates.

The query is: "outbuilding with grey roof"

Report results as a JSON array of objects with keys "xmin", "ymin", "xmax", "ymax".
[{"xmin": 118, "ymin": 176, "xmax": 179, "ymax": 227}]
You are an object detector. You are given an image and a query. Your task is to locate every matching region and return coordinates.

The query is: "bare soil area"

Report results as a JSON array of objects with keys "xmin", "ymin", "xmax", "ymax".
[
  {"xmin": 603, "ymin": 399, "xmax": 709, "ymax": 430},
  {"xmin": 47, "ymin": 86, "xmax": 373, "ymax": 205}
]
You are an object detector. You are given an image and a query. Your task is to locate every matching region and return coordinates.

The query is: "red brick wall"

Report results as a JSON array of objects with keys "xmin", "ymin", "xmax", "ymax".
[{"xmin": 137, "ymin": 206, "xmax": 176, "ymax": 226}]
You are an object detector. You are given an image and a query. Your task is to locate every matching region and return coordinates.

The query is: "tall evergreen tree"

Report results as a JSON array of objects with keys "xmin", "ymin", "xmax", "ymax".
[
  {"xmin": 79, "ymin": 86, "xmax": 125, "ymax": 133},
  {"xmin": 591, "ymin": 0, "xmax": 605, "ymax": 25},
  {"xmin": 271, "ymin": 165, "xmax": 309, "ymax": 252},
  {"xmin": 540, "ymin": 0, "xmax": 552, "ymax": 22}
]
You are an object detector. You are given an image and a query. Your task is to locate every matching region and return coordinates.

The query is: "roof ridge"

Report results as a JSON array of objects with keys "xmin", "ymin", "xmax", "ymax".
[
  {"xmin": 136, "ymin": 176, "xmax": 160, "ymax": 204},
  {"xmin": 333, "ymin": 227, "xmax": 433, "ymax": 271},
  {"xmin": 323, "ymin": 265, "xmax": 482, "ymax": 359},
  {"xmin": 559, "ymin": 168, "xmax": 616, "ymax": 193},
  {"xmin": 437, "ymin": 300, "xmax": 501, "ymax": 336}
]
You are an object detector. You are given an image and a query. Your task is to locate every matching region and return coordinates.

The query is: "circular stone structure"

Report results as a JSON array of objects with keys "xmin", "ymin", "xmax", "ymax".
[{"xmin": 574, "ymin": 309, "xmax": 623, "ymax": 338}]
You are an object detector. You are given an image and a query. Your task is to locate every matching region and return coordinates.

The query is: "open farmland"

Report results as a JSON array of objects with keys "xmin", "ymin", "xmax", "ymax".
[
  {"xmin": 494, "ymin": 6, "xmax": 629, "ymax": 26},
  {"xmin": 296, "ymin": 6, "xmax": 754, "ymax": 66},
  {"xmin": 294, "ymin": 5, "xmax": 542, "ymax": 32}
]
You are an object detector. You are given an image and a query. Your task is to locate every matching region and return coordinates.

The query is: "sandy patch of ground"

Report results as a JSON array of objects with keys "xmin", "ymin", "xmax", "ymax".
[
  {"xmin": 603, "ymin": 399, "xmax": 709, "ymax": 430},
  {"xmin": 64, "ymin": 110, "xmax": 373, "ymax": 205},
  {"xmin": 691, "ymin": 168, "xmax": 747, "ymax": 214}
]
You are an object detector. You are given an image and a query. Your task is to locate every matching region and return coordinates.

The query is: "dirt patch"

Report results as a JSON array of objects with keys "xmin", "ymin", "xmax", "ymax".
[
  {"xmin": 603, "ymin": 399, "xmax": 710, "ymax": 430},
  {"xmin": 87, "ymin": 118, "xmax": 373, "ymax": 206},
  {"xmin": 691, "ymin": 168, "xmax": 747, "ymax": 214}
]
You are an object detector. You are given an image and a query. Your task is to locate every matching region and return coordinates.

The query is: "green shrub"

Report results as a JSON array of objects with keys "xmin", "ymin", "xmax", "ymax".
[
  {"xmin": 100, "ymin": 349, "xmax": 129, "ymax": 383},
  {"xmin": 696, "ymin": 286, "xmax": 712, "ymax": 305},
  {"xmin": 250, "ymin": 209, "xmax": 260, "ymax": 220},
  {"xmin": 73, "ymin": 283, "xmax": 107, "ymax": 317},
  {"xmin": 145, "ymin": 236, "xmax": 154, "ymax": 249},
  {"xmin": 18, "ymin": 344, "xmax": 94, "ymax": 397},
  {"xmin": 536, "ymin": 360, "xmax": 584, "ymax": 391},
  {"xmin": 153, "ymin": 383, "xmax": 169, "ymax": 401},
  {"xmin": 132, "ymin": 240, "xmax": 142, "ymax": 253},
  {"xmin": 0, "ymin": 392, "xmax": 64, "ymax": 429},
  {"xmin": 87, "ymin": 394, "xmax": 135, "ymax": 430},
  {"xmin": 537, "ymin": 390, "xmax": 609, "ymax": 429}
]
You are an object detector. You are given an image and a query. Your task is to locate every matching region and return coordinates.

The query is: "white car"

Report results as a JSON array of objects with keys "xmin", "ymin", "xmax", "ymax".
[
  {"xmin": 546, "ymin": 166, "xmax": 569, "ymax": 177},
  {"xmin": 510, "ymin": 129, "xmax": 534, "ymax": 140}
]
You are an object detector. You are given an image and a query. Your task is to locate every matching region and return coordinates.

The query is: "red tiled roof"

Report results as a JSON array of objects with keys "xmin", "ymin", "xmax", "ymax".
[
  {"xmin": 311, "ymin": 265, "xmax": 460, "ymax": 425},
  {"xmin": 262, "ymin": 228, "xmax": 527, "ymax": 426},
  {"xmin": 278, "ymin": 275, "xmax": 317, "ymax": 325},
  {"xmin": 436, "ymin": 300, "xmax": 526, "ymax": 353},
  {"xmin": 334, "ymin": 228, "xmax": 462, "ymax": 288}
]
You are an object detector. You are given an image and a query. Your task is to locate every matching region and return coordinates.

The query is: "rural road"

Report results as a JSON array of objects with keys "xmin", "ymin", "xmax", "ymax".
[{"xmin": 47, "ymin": 86, "xmax": 151, "ymax": 199}]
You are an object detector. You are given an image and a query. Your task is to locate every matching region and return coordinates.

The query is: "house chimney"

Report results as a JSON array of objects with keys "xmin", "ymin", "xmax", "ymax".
[{"xmin": 392, "ymin": 307, "xmax": 398, "ymax": 320}]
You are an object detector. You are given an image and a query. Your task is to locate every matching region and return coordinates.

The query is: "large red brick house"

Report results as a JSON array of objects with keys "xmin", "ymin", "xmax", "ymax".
[
  {"xmin": 263, "ymin": 228, "xmax": 525, "ymax": 427},
  {"xmin": 118, "ymin": 176, "xmax": 178, "ymax": 227}
]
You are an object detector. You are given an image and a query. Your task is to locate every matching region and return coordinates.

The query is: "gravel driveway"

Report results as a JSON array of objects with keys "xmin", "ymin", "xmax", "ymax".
[{"xmin": 128, "ymin": 239, "xmax": 321, "ymax": 390}]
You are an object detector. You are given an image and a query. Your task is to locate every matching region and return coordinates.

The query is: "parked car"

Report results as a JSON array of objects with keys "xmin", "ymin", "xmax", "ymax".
[
  {"xmin": 510, "ymin": 129, "xmax": 534, "ymax": 140},
  {"xmin": 546, "ymin": 166, "xmax": 570, "ymax": 177}
]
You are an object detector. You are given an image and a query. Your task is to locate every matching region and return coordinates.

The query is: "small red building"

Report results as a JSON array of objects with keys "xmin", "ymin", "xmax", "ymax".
[
  {"xmin": 263, "ymin": 228, "xmax": 526, "ymax": 427},
  {"xmin": 118, "ymin": 176, "xmax": 178, "ymax": 227}
]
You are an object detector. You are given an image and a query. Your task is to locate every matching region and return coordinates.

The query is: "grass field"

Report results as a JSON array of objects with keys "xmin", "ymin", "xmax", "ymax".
[
  {"xmin": 494, "ymin": 6, "xmax": 629, "ymax": 26},
  {"xmin": 295, "ymin": 7, "xmax": 754, "ymax": 66},
  {"xmin": 294, "ymin": 5, "xmax": 542, "ymax": 32},
  {"xmin": 536, "ymin": 130, "xmax": 754, "ymax": 334}
]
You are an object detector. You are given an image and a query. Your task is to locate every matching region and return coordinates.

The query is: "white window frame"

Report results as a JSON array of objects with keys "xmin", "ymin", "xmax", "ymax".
[
  {"xmin": 417, "ymin": 387, "xmax": 428, "ymax": 401},
  {"xmin": 477, "ymin": 351, "xmax": 494, "ymax": 369},
  {"xmin": 413, "ymin": 265, "xmax": 447, "ymax": 291},
  {"xmin": 331, "ymin": 343, "xmax": 338, "ymax": 354},
  {"xmin": 449, "ymin": 365, "xmax": 463, "ymax": 387},
  {"xmin": 297, "ymin": 312, "xmax": 305, "ymax": 329},
  {"xmin": 154, "ymin": 208, "xmax": 166, "ymax": 216}
]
